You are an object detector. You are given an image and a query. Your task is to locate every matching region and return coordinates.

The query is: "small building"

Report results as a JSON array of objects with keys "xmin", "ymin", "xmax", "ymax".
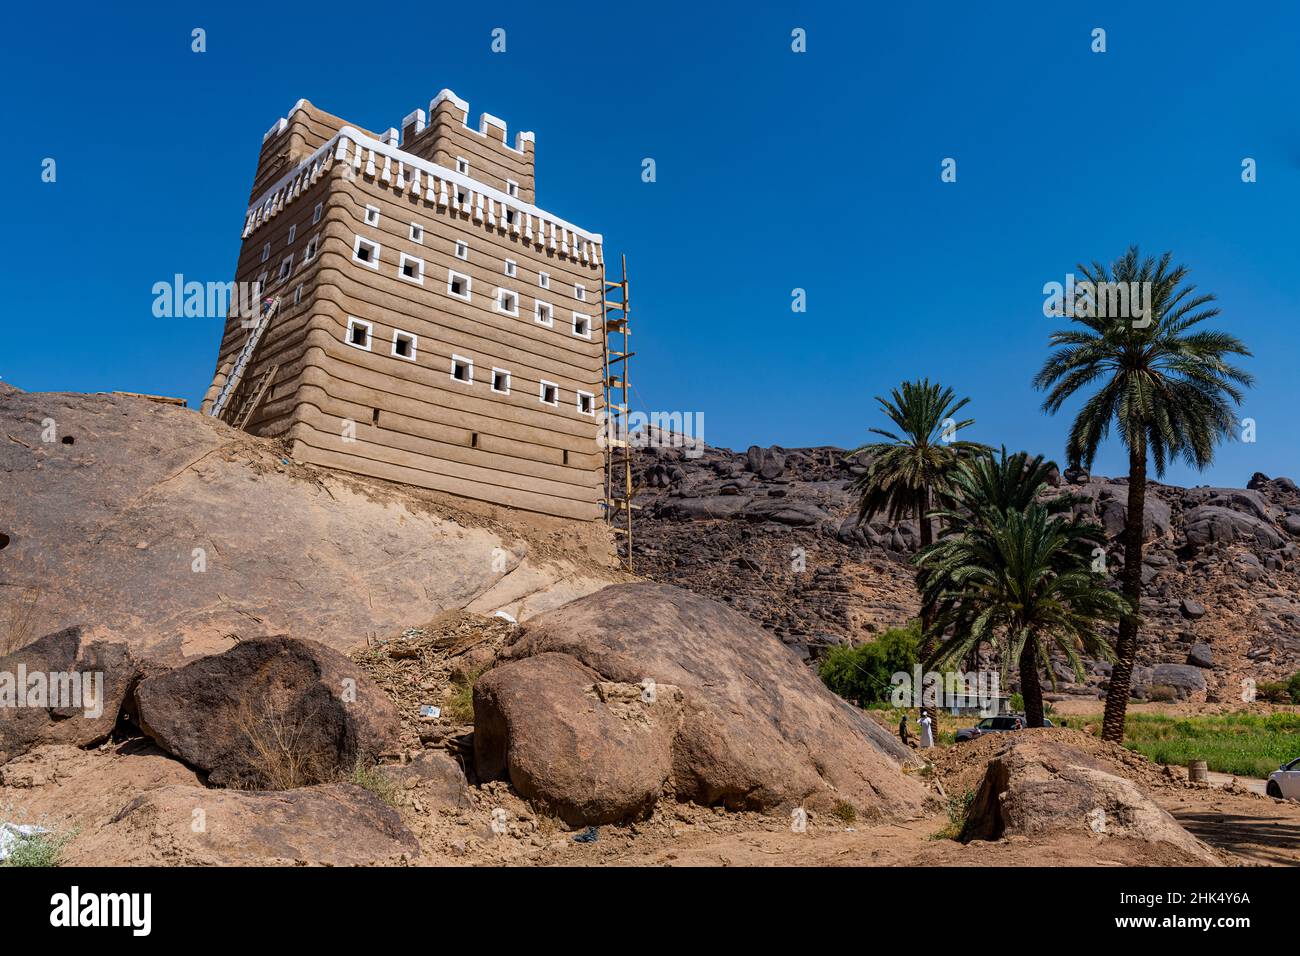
[{"xmin": 202, "ymin": 92, "xmax": 608, "ymax": 520}]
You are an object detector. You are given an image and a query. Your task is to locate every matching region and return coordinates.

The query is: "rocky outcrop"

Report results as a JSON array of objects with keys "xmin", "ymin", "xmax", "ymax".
[
  {"xmin": 134, "ymin": 637, "xmax": 399, "ymax": 788},
  {"xmin": 961, "ymin": 735, "xmax": 1221, "ymax": 865},
  {"xmin": 0, "ymin": 627, "xmax": 142, "ymax": 765},
  {"xmin": 474, "ymin": 583, "xmax": 925, "ymax": 826},
  {"xmin": 87, "ymin": 783, "xmax": 418, "ymax": 866}
]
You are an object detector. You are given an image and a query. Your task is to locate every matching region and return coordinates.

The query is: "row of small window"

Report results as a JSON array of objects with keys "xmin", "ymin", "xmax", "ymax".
[
  {"xmin": 344, "ymin": 318, "xmax": 596, "ymax": 415},
  {"xmin": 452, "ymin": 156, "xmax": 522, "ymax": 198},
  {"xmin": 352, "ymin": 235, "xmax": 593, "ymax": 338},
  {"xmin": 359, "ymin": 205, "xmax": 586, "ymax": 301},
  {"xmin": 259, "ymin": 234, "xmax": 320, "ymax": 288}
]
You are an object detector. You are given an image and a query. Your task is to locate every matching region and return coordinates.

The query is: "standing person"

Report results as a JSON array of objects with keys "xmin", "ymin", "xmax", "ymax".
[
  {"xmin": 898, "ymin": 713, "xmax": 911, "ymax": 747},
  {"xmin": 920, "ymin": 709, "xmax": 935, "ymax": 749}
]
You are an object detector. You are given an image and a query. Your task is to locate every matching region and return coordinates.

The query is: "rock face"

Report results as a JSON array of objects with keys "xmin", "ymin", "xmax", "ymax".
[
  {"xmin": 474, "ymin": 583, "xmax": 925, "ymax": 825},
  {"xmin": 0, "ymin": 386, "xmax": 618, "ymax": 661},
  {"xmin": 1185, "ymin": 506, "xmax": 1284, "ymax": 550},
  {"xmin": 961, "ymin": 735, "xmax": 1220, "ymax": 865},
  {"xmin": 134, "ymin": 637, "xmax": 399, "ymax": 788},
  {"xmin": 0, "ymin": 627, "xmax": 142, "ymax": 765},
  {"xmin": 90, "ymin": 783, "xmax": 418, "ymax": 866}
]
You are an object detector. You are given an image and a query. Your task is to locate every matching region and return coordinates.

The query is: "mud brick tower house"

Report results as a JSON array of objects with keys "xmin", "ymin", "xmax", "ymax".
[{"xmin": 202, "ymin": 92, "xmax": 608, "ymax": 520}]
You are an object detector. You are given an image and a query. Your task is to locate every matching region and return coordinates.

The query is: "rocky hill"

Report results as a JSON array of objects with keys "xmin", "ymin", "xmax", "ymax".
[{"xmin": 628, "ymin": 437, "xmax": 1300, "ymax": 704}]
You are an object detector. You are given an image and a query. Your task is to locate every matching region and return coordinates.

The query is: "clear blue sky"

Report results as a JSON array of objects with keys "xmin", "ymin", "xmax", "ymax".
[{"xmin": 3, "ymin": 1, "xmax": 1297, "ymax": 487}]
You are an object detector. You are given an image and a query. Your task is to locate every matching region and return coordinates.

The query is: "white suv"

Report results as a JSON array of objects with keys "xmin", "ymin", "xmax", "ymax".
[{"xmin": 1267, "ymin": 757, "xmax": 1300, "ymax": 800}]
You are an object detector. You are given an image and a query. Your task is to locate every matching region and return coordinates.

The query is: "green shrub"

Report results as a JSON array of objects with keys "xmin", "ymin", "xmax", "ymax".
[
  {"xmin": 1257, "ymin": 681, "xmax": 1291, "ymax": 704},
  {"xmin": 1287, "ymin": 671, "xmax": 1300, "ymax": 704},
  {"xmin": 817, "ymin": 622, "xmax": 920, "ymax": 706},
  {"xmin": 347, "ymin": 759, "xmax": 399, "ymax": 806},
  {"xmin": 1, "ymin": 827, "xmax": 76, "ymax": 867}
]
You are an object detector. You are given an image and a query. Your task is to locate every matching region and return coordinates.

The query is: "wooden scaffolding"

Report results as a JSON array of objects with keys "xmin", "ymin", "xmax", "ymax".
[{"xmin": 601, "ymin": 255, "xmax": 635, "ymax": 571}]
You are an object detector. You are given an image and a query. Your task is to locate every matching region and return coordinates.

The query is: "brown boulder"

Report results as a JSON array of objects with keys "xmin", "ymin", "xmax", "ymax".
[
  {"xmin": 134, "ymin": 636, "xmax": 399, "ymax": 788},
  {"xmin": 475, "ymin": 583, "xmax": 924, "ymax": 825},
  {"xmin": 474, "ymin": 653, "xmax": 680, "ymax": 825},
  {"xmin": 0, "ymin": 626, "xmax": 142, "ymax": 766},
  {"xmin": 81, "ymin": 783, "xmax": 417, "ymax": 866},
  {"xmin": 961, "ymin": 735, "xmax": 1220, "ymax": 865},
  {"xmin": 380, "ymin": 751, "xmax": 472, "ymax": 808}
]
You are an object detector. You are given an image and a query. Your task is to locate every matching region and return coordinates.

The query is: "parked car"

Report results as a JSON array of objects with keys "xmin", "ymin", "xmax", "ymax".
[
  {"xmin": 954, "ymin": 714, "xmax": 1054, "ymax": 742},
  {"xmin": 1266, "ymin": 757, "xmax": 1300, "ymax": 800}
]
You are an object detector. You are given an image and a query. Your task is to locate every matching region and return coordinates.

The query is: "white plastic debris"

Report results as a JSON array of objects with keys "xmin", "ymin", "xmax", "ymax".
[
  {"xmin": 0, "ymin": 822, "xmax": 50, "ymax": 862},
  {"xmin": 492, "ymin": 610, "xmax": 518, "ymax": 625}
]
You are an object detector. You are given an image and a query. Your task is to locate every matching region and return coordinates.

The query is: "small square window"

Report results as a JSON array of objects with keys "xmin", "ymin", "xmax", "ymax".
[
  {"xmin": 303, "ymin": 235, "xmax": 319, "ymax": 262},
  {"xmin": 448, "ymin": 271, "xmax": 472, "ymax": 300},
  {"xmin": 293, "ymin": 284, "xmax": 303, "ymax": 305},
  {"xmin": 364, "ymin": 204, "xmax": 381, "ymax": 226},
  {"xmin": 399, "ymin": 253, "xmax": 425, "ymax": 284},
  {"xmin": 456, "ymin": 189, "xmax": 468, "ymax": 207},
  {"xmin": 257, "ymin": 271, "xmax": 268, "ymax": 293},
  {"xmin": 504, "ymin": 209, "xmax": 516, "ymax": 226},
  {"xmin": 346, "ymin": 317, "xmax": 373, "ymax": 351},
  {"xmin": 409, "ymin": 222, "xmax": 424, "ymax": 244},
  {"xmin": 539, "ymin": 381, "xmax": 559, "ymax": 406},
  {"xmin": 278, "ymin": 254, "xmax": 293, "ymax": 283},
  {"xmin": 496, "ymin": 289, "xmax": 519, "ymax": 316},
  {"xmin": 575, "ymin": 284, "xmax": 586, "ymax": 302},
  {"xmin": 576, "ymin": 391, "xmax": 595, "ymax": 416},
  {"xmin": 455, "ymin": 240, "xmax": 468, "ymax": 260},
  {"xmin": 392, "ymin": 330, "xmax": 417, "ymax": 360},
  {"xmin": 506, "ymin": 179, "xmax": 519, "ymax": 198},
  {"xmin": 287, "ymin": 224, "xmax": 297, "ymax": 245},
  {"xmin": 312, "ymin": 202, "xmax": 323, "ymax": 224},
  {"xmin": 455, "ymin": 157, "xmax": 469, "ymax": 175},
  {"xmin": 261, "ymin": 242, "xmax": 271, "ymax": 263},
  {"xmin": 450, "ymin": 354, "xmax": 473, "ymax": 383},
  {"xmin": 353, "ymin": 236, "xmax": 381, "ymax": 269},
  {"xmin": 491, "ymin": 368, "xmax": 511, "ymax": 395},
  {"xmin": 538, "ymin": 272, "xmax": 550, "ymax": 290},
  {"xmin": 534, "ymin": 300, "xmax": 553, "ymax": 327},
  {"xmin": 504, "ymin": 259, "xmax": 517, "ymax": 278},
  {"xmin": 572, "ymin": 313, "xmax": 591, "ymax": 339}
]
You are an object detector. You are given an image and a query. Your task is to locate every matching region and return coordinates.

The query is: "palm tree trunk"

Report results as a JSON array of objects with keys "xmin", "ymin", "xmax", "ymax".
[
  {"xmin": 917, "ymin": 488, "xmax": 937, "ymax": 663},
  {"xmin": 1019, "ymin": 639, "xmax": 1045, "ymax": 727},
  {"xmin": 1101, "ymin": 443, "xmax": 1147, "ymax": 743}
]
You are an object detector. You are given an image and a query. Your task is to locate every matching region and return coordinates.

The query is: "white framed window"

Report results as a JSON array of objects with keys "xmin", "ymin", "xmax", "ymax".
[
  {"xmin": 293, "ymin": 283, "xmax": 303, "ymax": 306},
  {"xmin": 538, "ymin": 272, "xmax": 550, "ymax": 290},
  {"xmin": 277, "ymin": 254, "xmax": 293, "ymax": 283},
  {"xmin": 447, "ymin": 270, "xmax": 472, "ymax": 300},
  {"xmin": 572, "ymin": 312, "xmax": 591, "ymax": 339},
  {"xmin": 496, "ymin": 288, "xmax": 520, "ymax": 316},
  {"xmin": 504, "ymin": 259, "xmax": 517, "ymax": 278},
  {"xmin": 503, "ymin": 208, "xmax": 516, "ymax": 226},
  {"xmin": 261, "ymin": 242, "xmax": 271, "ymax": 263},
  {"xmin": 312, "ymin": 202, "xmax": 323, "ymax": 224},
  {"xmin": 491, "ymin": 368, "xmax": 511, "ymax": 395},
  {"xmin": 450, "ymin": 354, "xmax": 473, "ymax": 384},
  {"xmin": 455, "ymin": 188, "xmax": 468, "ymax": 207},
  {"xmin": 303, "ymin": 234, "xmax": 319, "ymax": 263},
  {"xmin": 352, "ymin": 235, "xmax": 381, "ymax": 269},
  {"xmin": 392, "ymin": 330, "xmax": 417, "ymax": 361},
  {"xmin": 454, "ymin": 239, "xmax": 468, "ymax": 260},
  {"xmin": 399, "ymin": 253, "xmax": 425, "ymax": 285},
  {"xmin": 257, "ymin": 271, "xmax": 268, "ymax": 293},
  {"xmin": 506, "ymin": 179, "xmax": 519, "ymax": 198},
  {"xmin": 538, "ymin": 380, "xmax": 559, "ymax": 406},
  {"xmin": 576, "ymin": 390, "xmax": 595, "ymax": 416},
  {"xmin": 345, "ymin": 317, "xmax": 373, "ymax": 351},
  {"xmin": 409, "ymin": 222, "xmax": 424, "ymax": 244},
  {"xmin": 287, "ymin": 224, "xmax": 297, "ymax": 245},
  {"xmin": 455, "ymin": 156, "xmax": 469, "ymax": 175},
  {"xmin": 534, "ymin": 300, "xmax": 554, "ymax": 327},
  {"xmin": 574, "ymin": 283, "xmax": 586, "ymax": 302},
  {"xmin": 364, "ymin": 204, "xmax": 381, "ymax": 227}
]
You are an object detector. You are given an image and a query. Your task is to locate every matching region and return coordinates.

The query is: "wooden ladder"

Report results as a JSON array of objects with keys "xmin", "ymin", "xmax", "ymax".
[
  {"xmin": 209, "ymin": 295, "xmax": 281, "ymax": 422},
  {"xmin": 229, "ymin": 363, "xmax": 280, "ymax": 430}
]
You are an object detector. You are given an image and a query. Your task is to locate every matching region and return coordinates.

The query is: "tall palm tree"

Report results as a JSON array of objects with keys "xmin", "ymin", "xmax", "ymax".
[
  {"xmin": 851, "ymin": 380, "xmax": 985, "ymax": 655},
  {"xmin": 1034, "ymin": 247, "xmax": 1252, "ymax": 742},
  {"xmin": 916, "ymin": 459, "xmax": 1127, "ymax": 726}
]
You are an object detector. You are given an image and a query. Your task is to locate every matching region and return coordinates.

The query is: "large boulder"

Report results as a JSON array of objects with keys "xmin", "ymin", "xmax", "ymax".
[
  {"xmin": 961, "ymin": 735, "xmax": 1220, "ymax": 865},
  {"xmin": 0, "ymin": 626, "xmax": 142, "ymax": 766},
  {"xmin": 474, "ymin": 583, "xmax": 925, "ymax": 825},
  {"xmin": 134, "ymin": 637, "xmax": 399, "ymax": 788},
  {"xmin": 79, "ymin": 783, "xmax": 418, "ymax": 866},
  {"xmin": 1093, "ymin": 488, "xmax": 1171, "ymax": 541},
  {"xmin": 1184, "ymin": 506, "xmax": 1283, "ymax": 551},
  {"xmin": 745, "ymin": 445, "xmax": 786, "ymax": 480}
]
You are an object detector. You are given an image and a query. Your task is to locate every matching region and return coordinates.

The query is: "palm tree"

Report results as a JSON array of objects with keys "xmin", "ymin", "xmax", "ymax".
[
  {"xmin": 851, "ymin": 380, "xmax": 985, "ymax": 654},
  {"xmin": 1034, "ymin": 247, "xmax": 1252, "ymax": 741},
  {"xmin": 916, "ymin": 455, "xmax": 1127, "ymax": 725}
]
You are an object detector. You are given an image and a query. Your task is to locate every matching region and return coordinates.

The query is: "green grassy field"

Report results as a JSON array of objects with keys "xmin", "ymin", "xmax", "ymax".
[{"xmin": 1079, "ymin": 712, "xmax": 1300, "ymax": 779}]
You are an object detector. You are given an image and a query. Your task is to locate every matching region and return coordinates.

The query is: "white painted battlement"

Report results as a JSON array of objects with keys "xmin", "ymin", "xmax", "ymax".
[{"xmin": 428, "ymin": 88, "xmax": 535, "ymax": 154}]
